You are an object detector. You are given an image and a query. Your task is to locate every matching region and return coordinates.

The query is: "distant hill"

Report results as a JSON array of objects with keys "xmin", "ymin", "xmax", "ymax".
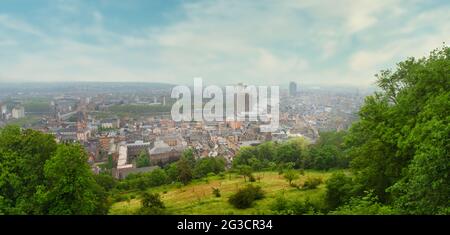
[{"xmin": 0, "ymin": 82, "xmax": 176, "ymax": 93}]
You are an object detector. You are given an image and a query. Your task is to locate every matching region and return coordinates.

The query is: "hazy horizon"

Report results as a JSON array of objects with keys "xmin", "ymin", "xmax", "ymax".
[{"xmin": 0, "ymin": 0, "xmax": 448, "ymax": 88}]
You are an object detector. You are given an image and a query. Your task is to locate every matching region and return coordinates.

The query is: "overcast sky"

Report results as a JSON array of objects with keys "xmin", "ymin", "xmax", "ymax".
[{"xmin": 0, "ymin": 0, "xmax": 448, "ymax": 87}]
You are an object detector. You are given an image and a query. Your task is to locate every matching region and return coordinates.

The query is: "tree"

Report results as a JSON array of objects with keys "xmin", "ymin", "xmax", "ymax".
[
  {"xmin": 344, "ymin": 45, "xmax": 449, "ymax": 209},
  {"xmin": 147, "ymin": 168, "xmax": 168, "ymax": 187},
  {"xmin": 177, "ymin": 156, "xmax": 193, "ymax": 185},
  {"xmin": 138, "ymin": 192, "xmax": 166, "ymax": 215},
  {"xmin": 136, "ymin": 150, "xmax": 150, "ymax": 168},
  {"xmin": 181, "ymin": 148, "xmax": 196, "ymax": 168},
  {"xmin": 388, "ymin": 90, "xmax": 450, "ymax": 214},
  {"xmin": 193, "ymin": 157, "xmax": 226, "ymax": 178},
  {"xmin": 0, "ymin": 126, "xmax": 57, "ymax": 214},
  {"xmin": 275, "ymin": 138, "xmax": 308, "ymax": 167},
  {"xmin": 329, "ymin": 191, "xmax": 397, "ymax": 215},
  {"xmin": 41, "ymin": 144, "xmax": 102, "ymax": 215},
  {"xmin": 228, "ymin": 185, "xmax": 264, "ymax": 209},
  {"xmin": 237, "ymin": 165, "xmax": 253, "ymax": 182},
  {"xmin": 283, "ymin": 170, "xmax": 299, "ymax": 186},
  {"xmin": 325, "ymin": 172, "xmax": 355, "ymax": 210}
]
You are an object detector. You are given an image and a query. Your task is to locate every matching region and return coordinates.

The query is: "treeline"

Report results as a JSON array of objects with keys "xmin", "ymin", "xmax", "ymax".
[
  {"xmin": 0, "ymin": 126, "xmax": 112, "ymax": 215},
  {"xmin": 323, "ymin": 46, "xmax": 450, "ymax": 215},
  {"xmin": 232, "ymin": 131, "xmax": 348, "ymax": 172},
  {"xmin": 116, "ymin": 149, "xmax": 226, "ymax": 191},
  {"xmin": 230, "ymin": 46, "xmax": 450, "ymax": 215},
  {"xmin": 109, "ymin": 104, "xmax": 172, "ymax": 114}
]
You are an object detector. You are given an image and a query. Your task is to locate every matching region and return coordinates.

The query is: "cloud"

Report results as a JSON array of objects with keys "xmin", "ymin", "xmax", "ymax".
[
  {"xmin": 0, "ymin": 14, "xmax": 44, "ymax": 37},
  {"xmin": 0, "ymin": 0, "xmax": 448, "ymax": 88}
]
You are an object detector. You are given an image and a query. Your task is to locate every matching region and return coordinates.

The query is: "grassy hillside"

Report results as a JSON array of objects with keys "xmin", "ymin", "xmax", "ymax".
[{"xmin": 109, "ymin": 170, "xmax": 335, "ymax": 215}]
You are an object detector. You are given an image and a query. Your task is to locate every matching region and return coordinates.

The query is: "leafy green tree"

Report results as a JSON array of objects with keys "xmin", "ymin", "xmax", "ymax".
[
  {"xmin": 345, "ymin": 45, "xmax": 450, "ymax": 208},
  {"xmin": 283, "ymin": 170, "xmax": 299, "ymax": 186},
  {"xmin": 237, "ymin": 165, "xmax": 253, "ymax": 182},
  {"xmin": 136, "ymin": 150, "xmax": 150, "ymax": 168},
  {"xmin": 181, "ymin": 148, "xmax": 196, "ymax": 168},
  {"xmin": 232, "ymin": 146, "xmax": 257, "ymax": 167},
  {"xmin": 94, "ymin": 173, "xmax": 117, "ymax": 191},
  {"xmin": 147, "ymin": 168, "xmax": 168, "ymax": 187},
  {"xmin": 193, "ymin": 157, "xmax": 226, "ymax": 178},
  {"xmin": 275, "ymin": 138, "xmax": 308, "ymax": 167},
  {"xmin": 138, "ymin": 192, "xmax": 166, "ymax": 215},
  {"xmin": 329, "ymin": 191, "xmax": 397, "ymax": 215},
  {"xmin": 165, "ymin": 162, "xmax": 179, "ymax": 182},
  {"xmin": 388, "ymin": 90, "xmax": 450, "ymax": 214},
  {"xmin": 0, "ymin": 126, "xmax": 57, "ymax": 214},
  {"xmin": 325, "ymin": 172, "xmax": 355, "ymax": 210},
  {"xmin": 40, "ymin": 144, "xmax": 101, "ymax": 215},
  {"xmin": 228, "ymin": 185, "xmax": 264, "ymax": 209},
  {"xmin": 177, "ymin": 156, "xmax": 193, "ymax": 185}
]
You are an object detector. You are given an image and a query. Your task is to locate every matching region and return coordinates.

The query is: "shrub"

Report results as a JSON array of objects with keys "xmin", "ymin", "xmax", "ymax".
[
  {"xmin": 228, "ymin": 185, "xmax": 265, "ymax": 209},
  {"xmin": 212, "ymin": 187, "xmax": 221, "ymax": 197},
  {"xmin": 329, "ymin": 191, "xmax": 397, "ymax": 215},
  {"xmin": 325, "ymin": 172, "xmax": 355, "ymax": 210},
  {"xmin": 302, "ymin": 176, "xmax": 322, "ymax": 190},
  {"xmin": 137, "ymin": 192, "xmax": 166, "ymax": 215},
  {"xmin": 249, "ymin": 174, "xmax": 256, "ymax": 182},
  {"xmin": 270, "ymin": 194, "xmax": 289, "ymax": 213}
]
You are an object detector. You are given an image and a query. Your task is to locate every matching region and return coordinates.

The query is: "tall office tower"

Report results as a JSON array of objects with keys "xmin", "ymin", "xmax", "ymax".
[{"xmin": 289, "ymin": 81, "xmax": 297, "ymax": 97}]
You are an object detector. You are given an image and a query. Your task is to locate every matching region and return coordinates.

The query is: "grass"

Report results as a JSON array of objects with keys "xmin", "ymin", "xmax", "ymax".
[{"xmin": 109, "ymin": 170, "xmax": 335, "ymax": 215}]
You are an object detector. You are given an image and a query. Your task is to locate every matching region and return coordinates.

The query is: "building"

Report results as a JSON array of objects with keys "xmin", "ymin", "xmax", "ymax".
[
  {"xmin": 149, "ymin": 139, "xmax": 186, "ymax": 166},
  {"xmin": 289, "ymin": 82, "xmax": 297, "ymax": 97},
  {"xmin": 0, "ymin": 103, "xmax": 7, "ymax": 119},
  {"xmin": 12, "ymin": 106, "xmax": 25, "ymax": 119},
  {"xmin": 100, "ymin": 118, "xmax": 120, "ymax": 129},
  {"xmin": 126, "ymin": 140, "xmax": 152, "ymax": 159}
]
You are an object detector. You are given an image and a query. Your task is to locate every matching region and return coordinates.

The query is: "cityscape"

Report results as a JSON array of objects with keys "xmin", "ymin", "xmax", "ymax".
[
  {"xmin": 0, "ymin": 1, "xmax": 448, "ymax": 229},
  {"xmin": 0, "ymin": 82, "xmax": 366, "ymax": 179}
]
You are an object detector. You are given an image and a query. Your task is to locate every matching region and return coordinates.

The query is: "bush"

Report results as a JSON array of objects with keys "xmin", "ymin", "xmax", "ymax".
[
  {"xmin": 212, "ymin": 188, "xmax": 221, "ymax": 197},
  {"xmin": 329, "ymin": 191, "xmax": 397, "ymax": 215},
  {"xmin": 249, "ymin": 174, "xmax": 256, "ymax": 182},
  {"xmin": 270, "ymin": 194, "xmax": 289, "ymax": 213},
  {"xmin": 228, "ymin": 185, "xmax": 265, "ymax": 209},
  {"xmin": 270, "ymin": 195, "xmax": 325, "ymax": 215},
  {"xmin": 325, "ymin": 172, "xmax": 355, "ymax": 210},
  {"xmin": 137, "ymin": 192, "xmax": 166, "ymax": 215},
  {"xmin": 302, "ymin": 176, "xmax": 322, "ymax": 190}
]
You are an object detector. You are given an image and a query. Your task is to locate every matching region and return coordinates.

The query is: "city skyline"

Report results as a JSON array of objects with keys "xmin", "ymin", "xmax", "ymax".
[{"xmin": 0, "ymin": 0, "xmax": 449, "ymax": 88}]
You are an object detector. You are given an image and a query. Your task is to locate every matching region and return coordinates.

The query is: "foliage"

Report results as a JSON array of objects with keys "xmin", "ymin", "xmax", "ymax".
[
  {"xmin": 117, "ymin": 168, "xmax": 168, "ymax": 191},
  {"xmin": 136, "ymin": 150, "xmax": 150, "ymax": 168},
  {"xmin": 228, "ymin": 185, "xmax": 265, "ymax": 209},
  {"xmin": 329, "ymin": 191, "xmax": 397, "ymax": 215},
  {"xmin": 344, "ymin": 45, "xmax": 450, "ymax": 212},
  {"xmin": 236, "ymin": 165, "xmax": 253, "ymax": 182},
  {"xmin": 193, "ymin": 157, "xmax": 226, "ymax": 179},
  {"xmin": 40, "ymin": 144, "xmax": 104, "ymax": 214},
  {"xmin": 0, "ymin": 126, "xmax": 57, "ymax": 214},
  {"xmin": 283, "ymin": 170, "xmax": 299, "ymax": 186},
  {"xmin": 109, "ymin": 104, "xmax": 171, "ymax": 114},
  {"xmin": 137, "ymin": 192, "xmax": 166, "ymax": 215},
  {"xmin": 177, "ymin": 154, "xmax": 193, "ymax": 185},
  {"xmin": 271, "ymin": 194, "xmax": 325, "ymax": 215},
  {"xmin": 304, "ymin": 131, "xmax": 349, "ymax": 170},
  {"xmin": 324, "ymin": 172, "xmax": 356, "ymax": 210},
  {"xmin": 302, "ymin": 176, "xmax": 323, "ymax": 190},
  {"xmin": 212, "ymin": 187, "xmax": 221, "ymax": 197}
]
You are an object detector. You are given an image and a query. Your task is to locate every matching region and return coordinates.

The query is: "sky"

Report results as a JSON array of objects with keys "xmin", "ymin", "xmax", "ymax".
[{"xmin": 0, "ymin": 0, "xmax": 448, "ymax": 88}]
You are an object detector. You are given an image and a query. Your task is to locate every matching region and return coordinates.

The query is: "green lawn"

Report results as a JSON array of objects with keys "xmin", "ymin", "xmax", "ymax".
[{"xmin": 109, "ymin": 170, "xmax": 335, "ymax": 215}]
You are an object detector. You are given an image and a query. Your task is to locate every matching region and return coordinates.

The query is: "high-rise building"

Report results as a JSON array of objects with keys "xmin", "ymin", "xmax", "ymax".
[
  {"xmin": 289, "ymin": 82, "xmax": 297, "ymax": 97},
  {"xmin": 0, "ymin": 103, "xmax": 7, "ymax": 120},
  {"xmin": 12, "ymin": 106, "xmax": 25, "ymax": 119}
]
